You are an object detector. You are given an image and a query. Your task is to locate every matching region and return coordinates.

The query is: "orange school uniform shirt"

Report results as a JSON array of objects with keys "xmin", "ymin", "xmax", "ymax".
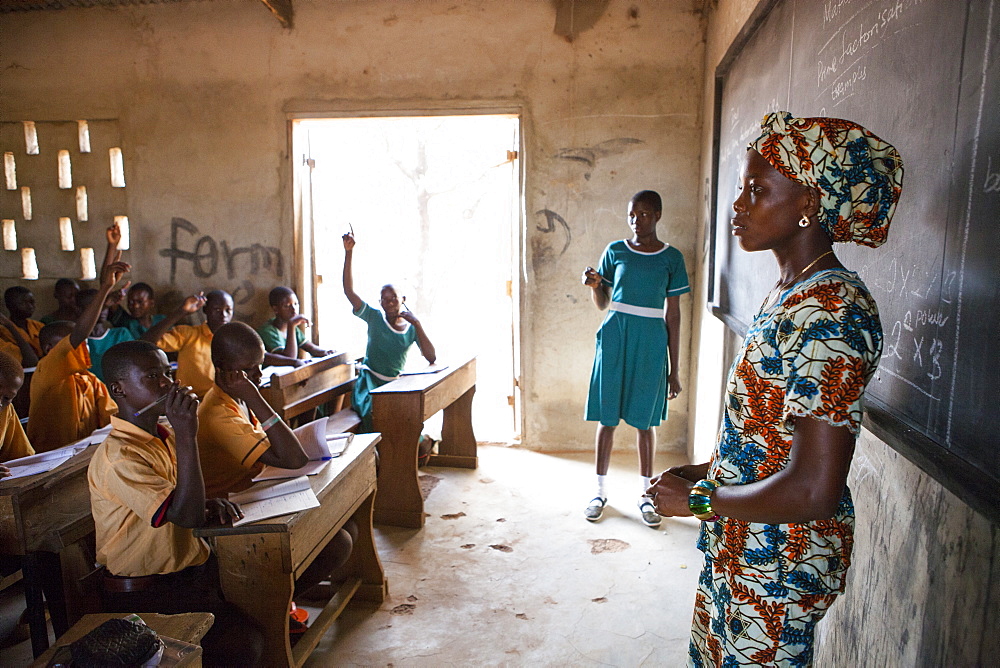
[
  {"xmin": 89, "ymin": 416, "xmax": 210, "ymax": 577},
  {"xmin": 0, "ymin": 403, "xmax": 34, "ymax": 462},
  {"xmin": 0, "ymin": 319, "xmax": 44, "ymax": 358},
  {"xmin": 27, "ymin": 336, "xmax": 116, "ymax": 452},
  {"xmin": 197, "ymin": 385, "xmax": 270, "ymax": 499},
  {"xmin": 0, "ymin": 340, "xmax": 25, "ymax": 365},
  {"xmin": 155, "ymin": 324, "xmax": 214, "ymax": 399}
]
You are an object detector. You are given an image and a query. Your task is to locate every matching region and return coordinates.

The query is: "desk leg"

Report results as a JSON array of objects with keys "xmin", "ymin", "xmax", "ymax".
[
  {"xmin": 372, "ymin": 398, "xmax": 424, "ymax": 529},
  {"xmin": 349, "ymin": 491, "xmax": 387, "ymax": 602},
  {"xmin": 214, "ymin": 533, "xmax": 295, "ymax": 668},
  {"xmin": 432, "ymin": 385, "xmax": 478, "ymax": 469},
  {"xmin": 21, "ymin": 554, "xmax": 48, "ymax": 658}
]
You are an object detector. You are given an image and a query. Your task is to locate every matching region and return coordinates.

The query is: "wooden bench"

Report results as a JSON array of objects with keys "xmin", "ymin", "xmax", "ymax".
[
  {"xmin": 370, "ymin": 356, "xmax": 477, "ymax": 528},
  {"xmin": 259, "ymin": 353, "xmax": 356, "ymax": 426}
]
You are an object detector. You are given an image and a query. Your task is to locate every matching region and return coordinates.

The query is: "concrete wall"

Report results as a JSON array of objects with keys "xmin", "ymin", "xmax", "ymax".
[
  {"xmin": 694, "ymin": 1, "xmax": 1000, "ymax": 664},
  {"xmin": 0, "ymin": 0, "xmax": 707, "ymax": 452}
]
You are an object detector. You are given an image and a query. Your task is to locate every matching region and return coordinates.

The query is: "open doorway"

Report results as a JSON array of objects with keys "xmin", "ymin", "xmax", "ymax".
[{"xmin": 292, "ymin": 114, "xmax": 521, "ymax": 443}]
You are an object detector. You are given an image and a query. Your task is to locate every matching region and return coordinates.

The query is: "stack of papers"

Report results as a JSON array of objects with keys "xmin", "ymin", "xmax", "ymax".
[
  {"xmin": 252, "ymin": 418, "xmax": 354, "ymax": 482},
  {"xmin": 2, "ymin": 441, "xmax": 91, "ymax": 480},
  {"xmin": 229, "ymin": 475, "xmax": 319, "ymax": 526}
]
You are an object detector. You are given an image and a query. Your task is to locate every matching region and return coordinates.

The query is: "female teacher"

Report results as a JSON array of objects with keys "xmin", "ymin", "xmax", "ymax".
[{"xmin": 648, "ymin": 112, "xmax": 903, "ymax": 666}]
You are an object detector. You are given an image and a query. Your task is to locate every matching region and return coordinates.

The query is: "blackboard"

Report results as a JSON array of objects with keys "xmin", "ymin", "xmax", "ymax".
[{"xmin": 709, "ymin": 0, "xmax": 1000, "ymax": 523}]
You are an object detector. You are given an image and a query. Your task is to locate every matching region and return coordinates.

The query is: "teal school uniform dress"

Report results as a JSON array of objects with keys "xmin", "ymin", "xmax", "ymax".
[
  {"xmin": 109, "ymin": 310, "xmax": 167, "ymax": 339},
  {"xmin": 351, "ymin": 301, "xmax": 417, "ymax": 431},
  {"xmin": 585, "ymin": 239, "xmax": 690, "ymax": 430},
  {"xmin": 88, "ymin": 327, "xmax": 135, "ymax": 382},
  {"xmin": 257, "ymin": 317, "xmax": 306, "ymax": 354}
]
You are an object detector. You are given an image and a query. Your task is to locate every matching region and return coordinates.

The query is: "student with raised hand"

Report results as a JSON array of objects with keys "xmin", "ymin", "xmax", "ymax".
[
  {"xmin": 0, "ymin": 286, "xmax": 43, "ymax": 358},
  {"xmin": 258, "ymin": 286, "xmax": 334, "ymax": 368},
  {"xmin": 39, "ymin": 278, "xmax": 81, "ymax": 325},
  {"xmin": 0, "ymin": 350, "xmax": 33, "ymax": 478},
  {"xmin": 90, "ymin": 340, "xmax": 262, "ymax": 666},
  {"xmin": 109, "ymin": 283, "xmax": 167, "ymax": 338},
  {"xmin": 27, "ymin": 255, "xmax": 128, "ymax": 452},
  {"xmin": 142, "ymin": 290, "xmax": 233, "ymax": 399},
  {"xmin": 197, "ymin": 322, "xmax": 354, "ymax": 602},
  {"xmin": 581, "ymin": 189, "xmax": 690, "ymax": 528},
  {"xmin": 342, "ymin": 231, "xmax": 436, "ymax": 431}
]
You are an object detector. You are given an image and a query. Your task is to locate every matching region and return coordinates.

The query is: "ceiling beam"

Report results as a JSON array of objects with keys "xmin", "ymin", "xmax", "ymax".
[{"xmin": 259, "ymin": 0, "xmax": 292, "ymax": 28}]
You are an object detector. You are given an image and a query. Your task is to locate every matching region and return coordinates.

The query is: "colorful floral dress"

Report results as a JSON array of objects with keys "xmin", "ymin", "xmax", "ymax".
[{"xmin": 690, "ymin": 268, "xmax": 882, "ymax": 667}]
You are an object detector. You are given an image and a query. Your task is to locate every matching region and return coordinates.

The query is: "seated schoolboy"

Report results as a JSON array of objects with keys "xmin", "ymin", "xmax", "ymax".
[
  {"xmin": 142, "ymin": 290, "xmax": 233, "ymax": 399},
  {"xmin": 198, "ymin": 322, "xmax": 355, "ymax": 596},
  {"xmin": 0, "ymin": 314, "xmax": 39, "ymax": 367},
  {"xmin": 79, "ymin": 286, "xmax": 134, "ymax": 383},
  {"xmin": 258, "ymin": 286, "xmax": 335, "ymax": 367},
  {"xmin": 1, "ymin": 286, "xmax": 44, "ymax": 358},
  {"xmin": 90, "ymin": 340, "xmax": 262, "ymax": 666},
  {"xmin": 27, "ymin": 258, "xmax": 128, "ymax": 452},
  {"xmin": 0, "ymin": 350, "xmax": 33, "ymax": 478},
  {"xmin": 39, "ymin": 278, "xmax": 81, "ymax": 324},
  {"xmin": 109, "ymin": 282, "xmax": 167, "ymax": 338},
  {"xmin": 342, "ymin": 232, "xmax": 437, "ymax": 431}
]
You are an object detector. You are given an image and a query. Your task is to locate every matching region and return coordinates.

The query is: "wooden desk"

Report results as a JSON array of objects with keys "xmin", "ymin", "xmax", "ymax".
[
  {"xmin": 370, "ymin": 356, "xmax": 477, "ymax": 529},
  {"xmin": 259, "ymin": 352, "xmax": 354, "ymax": 422},
  {"xmin": 33, "ymin": 612, "xmax": 213, "ymax": 668},
  {"xmin": 0, "ymin": 444, "xmax": 98, "ymax": 656},
  {"xmin": 195, "ymin": 433, "xmax": 386, "ymax": 668}
]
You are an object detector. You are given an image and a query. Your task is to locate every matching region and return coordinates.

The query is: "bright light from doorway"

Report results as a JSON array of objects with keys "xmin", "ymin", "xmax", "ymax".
[{"xmin": 297, "ymin": 115, "xmax": 520, "ymax": 443}]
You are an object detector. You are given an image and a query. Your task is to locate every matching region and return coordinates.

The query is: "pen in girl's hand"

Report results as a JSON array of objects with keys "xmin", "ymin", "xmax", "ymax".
[{"xmin": 349, "ymin": 222, "xmax": 354, "ymax": 235}]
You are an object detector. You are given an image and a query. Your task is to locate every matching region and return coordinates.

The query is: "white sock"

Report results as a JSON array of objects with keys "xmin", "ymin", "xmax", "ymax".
[
  {"xmin": 641, "ymin": 476, "xmax": 652, "ymax": 496},
  {"xmin": 596, "ymin": 474, "xmax": 607, "ymax": 500}
]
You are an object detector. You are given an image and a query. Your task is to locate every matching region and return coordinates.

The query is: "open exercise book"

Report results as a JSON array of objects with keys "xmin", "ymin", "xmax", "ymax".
[
  {"xmin": 252, "ymin": 416, "xmax": 354, "ymax": 482},
  {"xmin": 229, "ymin": 475, "xmax": 319, "ymax": 527},
  {"xmin": 1, "ymin": 423, "xmax": 113, "ymax": 480}
]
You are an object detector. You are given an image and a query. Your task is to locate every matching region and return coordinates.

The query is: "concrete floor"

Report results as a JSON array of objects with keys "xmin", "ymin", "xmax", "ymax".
[{"xmin": 0, "ymin": 445, "xmax": 704, "ymax": 666}]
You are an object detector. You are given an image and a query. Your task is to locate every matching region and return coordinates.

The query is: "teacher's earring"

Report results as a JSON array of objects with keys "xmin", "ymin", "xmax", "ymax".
[{"xmin": 798, "ymin": 215, "xmax": 811, "ymax": 228}]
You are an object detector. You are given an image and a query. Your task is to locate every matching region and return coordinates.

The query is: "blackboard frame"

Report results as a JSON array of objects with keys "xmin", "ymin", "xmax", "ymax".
[{"xmin": 707, "ymin": 0, "xmax": 1000, "ymax": 526}]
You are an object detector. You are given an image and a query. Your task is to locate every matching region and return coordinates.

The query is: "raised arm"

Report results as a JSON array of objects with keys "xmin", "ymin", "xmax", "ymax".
[
  {"xmin": 582, "ymin": 266, "xmax": 610, "ymax": 310},
  {"xmin": 70, "ymin": 256, "xmax": 130, "ymax": 349},
  {"xmin": 142, "ymin": 293, "xmax": 205, "ymax": 343},
  {"xmin": 160, "ymin": 384, "xmax": 207, "ymax": 528},
  {"xmin": 214, "ymin": 369, "xmax": 308, "ymax": 470},
  {"xmin": 342, "ymin": 233, "xmax": 363, "ymax": 312}
]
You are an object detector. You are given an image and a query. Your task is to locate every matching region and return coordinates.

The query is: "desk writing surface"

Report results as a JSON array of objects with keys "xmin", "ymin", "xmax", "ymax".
[
  {"xmin": 370, "ymin": 355, "xmax": 477, "ymax": 421},
  {"xmin": 0, "ymin": 444, "xmax": 96, "ymax": 554},
  {"xmin": 259, "ymin": 352, "xmax": 354, "ymax": 421}
]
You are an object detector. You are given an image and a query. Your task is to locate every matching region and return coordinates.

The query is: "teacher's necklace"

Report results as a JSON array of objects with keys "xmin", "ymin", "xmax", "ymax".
[{"xmin": 760, "ymin": 249, "xmax": 835, "ymax": 313}]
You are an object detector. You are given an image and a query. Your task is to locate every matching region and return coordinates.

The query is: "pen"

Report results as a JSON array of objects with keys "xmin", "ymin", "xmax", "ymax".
[
  {"xmin": 133, "ymin": 394, "xmax": 168, "ymax": 417},
  {"xmin": 349, "ymin": 222, "xmax": 354, "ymax": 235}
]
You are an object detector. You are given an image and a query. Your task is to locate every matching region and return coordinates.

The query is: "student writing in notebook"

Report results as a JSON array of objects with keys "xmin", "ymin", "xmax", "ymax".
[{"xmin": 90, "ymin": 340, "xmax": 262, "ymax": 666}]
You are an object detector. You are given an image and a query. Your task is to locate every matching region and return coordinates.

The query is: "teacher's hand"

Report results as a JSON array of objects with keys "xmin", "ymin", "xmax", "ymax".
[{"xmin": 646, "ymin": 471, "xmax": 694, "ymax": 517}]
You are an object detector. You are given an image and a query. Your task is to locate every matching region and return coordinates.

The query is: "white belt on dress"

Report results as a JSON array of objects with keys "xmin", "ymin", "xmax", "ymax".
[
  {"xmin": 608, "ymin": 301, "xmax": 665, "ymax": 319},
  {"xmin": 360, "ymin": 364, "xmax": 399, "ymax": 382}
]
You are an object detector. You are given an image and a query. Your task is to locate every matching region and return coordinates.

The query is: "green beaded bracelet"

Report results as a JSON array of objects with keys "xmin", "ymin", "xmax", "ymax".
[{"xmin": 689, "ymin": 478, "xmax": 721, "ymax": 521}]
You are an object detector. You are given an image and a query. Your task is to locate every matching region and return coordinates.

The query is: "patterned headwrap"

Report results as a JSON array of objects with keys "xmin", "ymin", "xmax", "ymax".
[{"xmin": 749, "ymin": 111, "xmax": 904, "ymax": 248}]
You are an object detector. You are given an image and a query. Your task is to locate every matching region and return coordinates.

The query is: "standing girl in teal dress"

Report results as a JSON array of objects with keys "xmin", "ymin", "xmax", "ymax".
[
  {"xmin": 342, "ymin": 231, "xmax": 436, "ymax": 431},
  {"xmin": 582, "ymin": 190, "xmax": 690, "ymax": 527}
]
